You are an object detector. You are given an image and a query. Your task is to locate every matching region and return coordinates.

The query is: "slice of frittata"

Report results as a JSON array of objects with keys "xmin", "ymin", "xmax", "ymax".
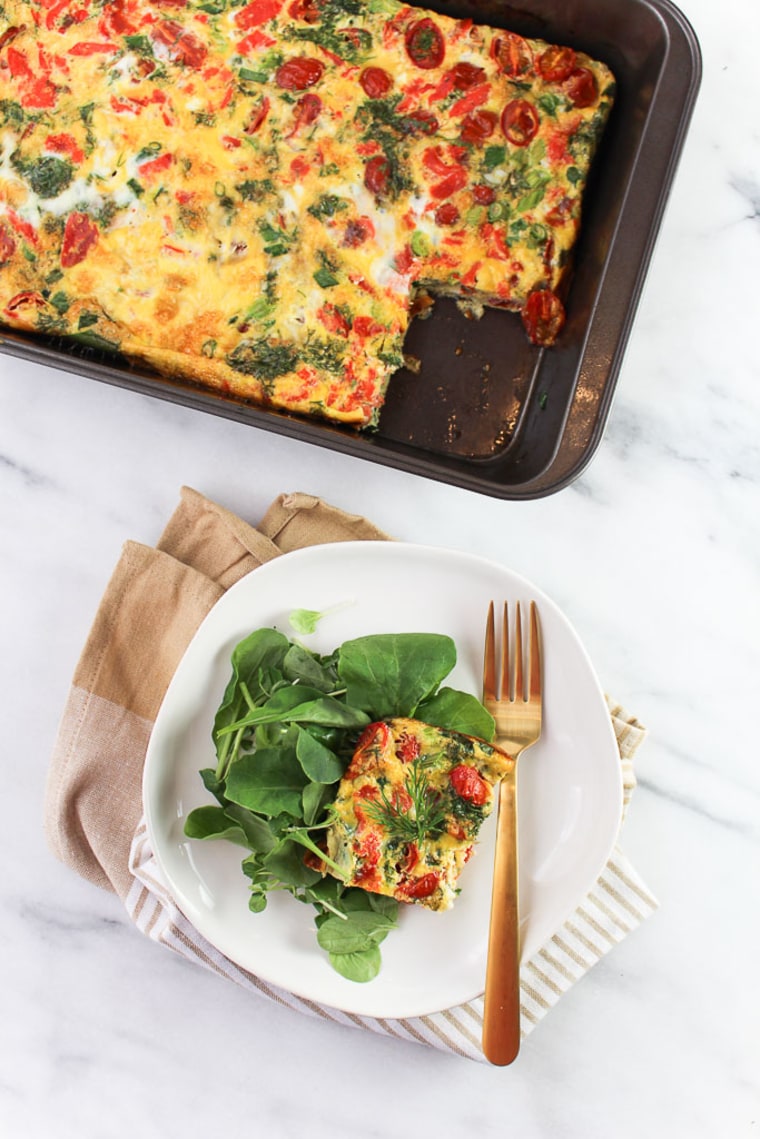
[{"xmin": 326, "ymin": 717, "xmax": 513, "ymax": 912}]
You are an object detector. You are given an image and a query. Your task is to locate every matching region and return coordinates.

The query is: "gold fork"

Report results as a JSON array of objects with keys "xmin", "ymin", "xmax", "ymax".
[{"xmin": 481, "ymin": 600, "xmax": 543, "ymax": 1066}]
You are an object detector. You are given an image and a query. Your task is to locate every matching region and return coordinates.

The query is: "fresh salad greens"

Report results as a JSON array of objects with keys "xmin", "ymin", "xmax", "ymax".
[{"xmin": 184, "ymin": 623, "xmax": 494, "ymax": 982}]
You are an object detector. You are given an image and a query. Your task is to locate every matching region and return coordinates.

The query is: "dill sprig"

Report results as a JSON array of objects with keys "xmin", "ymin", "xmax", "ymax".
[{"xmin": 363, "ymin": 758, "xmax": 447, "ymax": 843}]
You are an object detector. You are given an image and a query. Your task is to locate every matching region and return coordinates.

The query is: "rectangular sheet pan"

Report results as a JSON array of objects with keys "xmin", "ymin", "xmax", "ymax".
[{"xmin": 0, "ymin": 0, "xmax": 702, "ymax": 499}]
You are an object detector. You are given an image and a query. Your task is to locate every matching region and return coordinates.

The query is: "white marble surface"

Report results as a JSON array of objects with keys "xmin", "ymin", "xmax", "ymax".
[{"xmin": 1, "ymin": 0, "xmax": 759, "ymax": 1134}]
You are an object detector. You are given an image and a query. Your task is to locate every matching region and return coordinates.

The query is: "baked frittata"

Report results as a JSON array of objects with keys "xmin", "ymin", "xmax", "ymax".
[
  {"xmin": 0, "ymin": 0, "xmax": 615, "ymax": 426},
  {"xmin": 326, "ymin": 717, "xmax": 513, "ymax": 911}
]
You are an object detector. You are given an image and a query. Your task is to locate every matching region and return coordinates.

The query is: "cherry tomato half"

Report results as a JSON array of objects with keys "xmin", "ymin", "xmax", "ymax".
[
  {"xmin": 565, "ymin": 67, "xmax": 598, "ymax": 107},
  {"xmin": 288, "ymin": 0, "xmax": 323, "ymax": 22},
  {"xmin": 501, "ymin": 98, "xmax": 539, "ymax": 146},
  {"xmin": 490, "ymin": 31, "xmax": 533, "ymax": 77},
  {"xmin": 401, "ymin": 108, "xmax": 439, "ymax": 136},
  {"xmin": 397, "ymin": 872, "xmax": 439, "ymax": 900},
  {"xmin": 61, "ymin": 211, "xmax": 99, "ymax": 268},
  {"xmin": 450, "ymin": 61, "xmax": 485, "ymax": 89},
  {"xmin": 292, "ymin": 92, "xmax": 321, "ymax": 129},
  {"xmin": 522, "ymin": 289, "xmax": 565, "ymax": 345},
  {"xmin": 364, "ymin": 154, "xmax": 390, "ymax": 196},
  {"xmin": 434, "ymin": 202, "xmax": 460, "ymax": 226},
  {"xmin": 0, "ymin": 224, "xmax": 17, "ymax": 264},
  {"xmin": 275, "ymin": 56, "xmax": 324, "ymax": 90},
  {"xmin": 460, "ymin": 108, "xmax": 497, "ymax": 144},
  {"xmin": 472, "ymin": 184, "xmax": 495, "ymax": 205},
  {"xmin": 405, "ymin": 17, "xmax": 445, "ymax": 69},
  {"xmin": 536, "ymin": 45, "xmax": 576, "ymax": 82},
  {"xmin": 342, "ymin": 218, "xmax": 373, "ymax": 247},
  {"xmin": 449, "ymin": 764, "xmax": 489, "ymax": 805},
  {"xmin": 359, "ymin": 65, "xmax": 392, "ymax": 98}
]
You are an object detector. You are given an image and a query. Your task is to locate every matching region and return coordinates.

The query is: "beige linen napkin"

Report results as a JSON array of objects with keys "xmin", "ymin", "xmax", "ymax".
[{"xmin": 45, "ymin": 486, "xmax": 657, "ymax": 1062}]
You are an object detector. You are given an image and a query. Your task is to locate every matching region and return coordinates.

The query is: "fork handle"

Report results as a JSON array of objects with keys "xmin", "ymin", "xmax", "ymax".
[{"xmin": 482, "ymin": 771, "xmax": 521, "ymax": 1066}]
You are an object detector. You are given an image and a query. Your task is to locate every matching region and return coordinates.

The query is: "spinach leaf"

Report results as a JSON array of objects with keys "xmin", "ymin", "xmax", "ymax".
[
  {"xmin": 337, "ymin": 633, "xmax": 456, "ymax": 718},
  {"xmin": 317, "ymin": 911, "xmax": 397, "ymax": 954},
  {"xmin": 213, "ymin": 627, "xmax": 290, "ymax": 776},
  {"xmin": 295, "ymin": 727, "xmax": 344, "ymax": 783},
  {"xmin": 417, "ymin": 686, "xmax": 495, "ymax": 740},
  {"xmin": 183, "ymin": 805, "xmax": 251, "ymax": 847},
  {"xmin": 224, "ymin": 747, "xmax": 308, "ymax": 817},
  {"xmin": 328, "ymin": 946, "xmax": 382, "ymax": 982}
]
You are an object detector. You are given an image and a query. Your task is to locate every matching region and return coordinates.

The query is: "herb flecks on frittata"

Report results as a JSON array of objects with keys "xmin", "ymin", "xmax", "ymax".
[{"xmin": 0, "ymin": 0, "xmax": 615, "ymax": 427}]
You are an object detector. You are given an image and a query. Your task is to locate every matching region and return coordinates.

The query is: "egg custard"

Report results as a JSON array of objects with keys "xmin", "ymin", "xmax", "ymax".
[
  {"xmin": 0, "ymin": 0, "xmax": 615, "ymax": 427},
  {"xmin": 326, "ymin": 717, "xmax": 513, "ymax": 911}
]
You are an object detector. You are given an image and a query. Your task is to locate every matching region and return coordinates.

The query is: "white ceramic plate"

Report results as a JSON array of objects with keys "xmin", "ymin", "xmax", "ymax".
[{"xmin": 144, "ymin": 542, "xmax": 622, "ymax": 1018}]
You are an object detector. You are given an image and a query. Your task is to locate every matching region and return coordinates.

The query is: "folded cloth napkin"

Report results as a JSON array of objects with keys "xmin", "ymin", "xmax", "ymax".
[{"xmin": 45, "ymin": 486, "xmax": 657, "ymax": 1062}]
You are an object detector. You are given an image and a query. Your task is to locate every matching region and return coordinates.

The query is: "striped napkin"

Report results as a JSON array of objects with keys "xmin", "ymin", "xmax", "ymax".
[{"xmin": 45, "ymin": 487, "xmax": 657, "ymax": 1063}]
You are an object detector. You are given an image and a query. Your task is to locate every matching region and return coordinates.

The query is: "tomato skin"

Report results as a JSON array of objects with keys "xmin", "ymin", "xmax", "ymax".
[
  {"xmin": 4, "ymin": 291, "xmax": 47, "ymax": 317},
  {"xmin": 460, "ymin": 109, "xmax": 497, "ymax": 144},
  {"xmin": 138, "ymin": 152, "xmax": 173, "ymax": 179},
  {"xmin": 434, "ymin": 202, "xmax": 460, "ymax": 226},
  {"xmin": 450, "ymin": 61, "xmax": 485, "ymax": 89},
  {"xmin": 405, "ymin": 17, "xmax": 445, "ymax": 69},
  {"xmin": 234, "ymin": 0, "xmax": 283, "ymax": 30},
  {"xmin": 151, "ymin": 21, "xmax": 208, "ymax": 68},
  {"xmin": 490, "ymin": 31, "xmax": 533, "ymax": 77},
  {"xmin": 450, "ymin": 764, "xmax": 489, "ymax": 805},
  {"xmin": 522, "ymin": 289, "xmax": 565, "ymax": 345},
  {"xmin": 61, "ymin": 211, "xmax": 98, "ymax": 268},
  {"xmin": 501, "ymin": 98, "xmax": 539, "ymax": 146},
  {"xmin": 352, "ymin": 314, "xmax": 384, "ymax": 337},
  {"xmin": 430, "ymin": 167, "xmax": 468, "ymax": 200},
  {"xmin": 402, "ymin": 108, "xmax": 439, "ymax": 137},
  {"xmin": 245, "ymin": 96, "xmax": 270, "ymax": 134},
  {"xmin": 45, "ymin": 132, "xmax": 84, "ymax": 164},
  {"xmin": 292, "ymin": 91, "xmax": 321, "ymax": 129},
  {"xmin": 364, "ymin": 154, "xmax": 390, "ymax": 197},
  {"xmin": 275, "ymin": 56, "xmax": 324, "ymax": 90},
  {"xmin": 395, "ymin": 731, "xmax": 421, "ymax": 763},
  {"xmin": 0, "ymin": 224, "xmax": 16, "ymax": 265},
  {"xmin": 397, "ymin": 872, "xmax": 439, "ymax": 900},
  {"xmin": 536, "ymin": 45, "xmax": 576, "ymax": 82},
  {"xmin": 288, "ymin": 0, "xmax": 323, "ymax": 21},
  {"xmin": 359, "ymin": 66, "xmax": 392, "ymax": 98},
  {"xmin": 342, "ymin": 217, "xmax": 374, "ymax": 247},
  {"xmin": 565, "ymin": 67, "xmax": 598, "ymax": 107},
  {"xmin": 472, "ymin": 184, "xmax": 495, "ymax": 205},
  {"xmin": 68, "ymin": 41, "xmax": 119, "ymax": 55},
  {"xmin": 354, "ymin": 721, "xmax": 391, "ymax": 753}
]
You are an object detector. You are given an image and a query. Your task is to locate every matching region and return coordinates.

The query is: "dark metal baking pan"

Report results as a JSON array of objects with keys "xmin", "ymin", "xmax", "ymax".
[{"xmin": 0, "ymin": 0, "xmax": 701, "ymax": 499}]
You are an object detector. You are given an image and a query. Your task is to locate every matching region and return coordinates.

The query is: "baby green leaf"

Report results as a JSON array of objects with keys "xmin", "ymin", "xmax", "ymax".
[
  {"xmin": 316, "ymin": 911, "xmax": 397, "ymax": 955},
  {"xmin": 337, "ymin": 633, "xmax": 457, "ymax": 718},
  {"xmin": 183, "ymin": 806, "xmax": 250, "ymax": 847},
  {"xmin": 328, "ymin": 946, "xmax": 382, "ymax": 982},
  {"xmin": 296, "ymin": 727, "xmax": 344, "ymax": 783},
  {"xmin": 224, "ymin": 747, "xmax": 308, "ymax": 817},
  {"xmin": 417, "ymin": 686, "xmax": 495, "ymax": 741}
]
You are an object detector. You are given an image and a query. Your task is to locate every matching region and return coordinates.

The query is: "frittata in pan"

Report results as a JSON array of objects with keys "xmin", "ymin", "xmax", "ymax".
[
  {"xmin": 0, "ymin": 0, "xmax": 615, "ymax": 427},
  {"xmin": 326, "ymin": 717, "xmax": 513, "ymax": 911}
]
